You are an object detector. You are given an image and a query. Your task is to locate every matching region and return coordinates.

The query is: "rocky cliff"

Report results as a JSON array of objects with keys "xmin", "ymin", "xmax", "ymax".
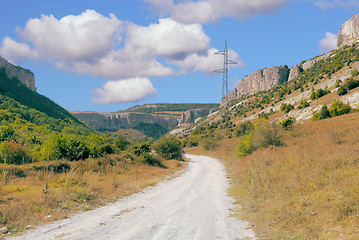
[
  {"xmin": 338, "ymin": 13, "xmax": 359, "ymax": 49},
  {"xmin": 237, "ymin": 66, "xmax": 289, "ymax": 95},
  {"xmin": 73, "ymin": 112, "xmax": 179, "ymax": 131},
  {"xmin": 178, "ymin": 108, "xmax": 215, "ymax": 125},
  {"xmin": 0, "ymin": 56, "xmax": 36, "ymax": 91}
]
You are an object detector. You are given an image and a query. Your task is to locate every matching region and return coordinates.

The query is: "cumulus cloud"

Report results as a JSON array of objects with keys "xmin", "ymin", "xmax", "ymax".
[
  {"xmin": 145, "ymin": 0, "xmax": 174, "ymax": 16},
  {"xmin": 91, "ymin": 78, "xmax": 157, "ymax": 104},
  {"xmin": 319, "ymin": 32, "xmax": 338, "ymax": 53},
  {"xmin": 314, "ymin": 0, "xmax": 359, "ymax": 10},
  {"xmin": 0, "ymin": 10, "xmax": 244, "ymax": 103},
  {"xmin": 171, "ymin": 48, "xmax": 243, "ymax": 75},
  {"xmin": 147, "ymin": 0, "xmax": 288, "ymax": 24},
  {"xmin": 0, "ymin": 37, "xmax": 36, "ymax": 64},
  {"xmin": 126, "ymin": 18, "xmax": 210, "ymax": 59}
]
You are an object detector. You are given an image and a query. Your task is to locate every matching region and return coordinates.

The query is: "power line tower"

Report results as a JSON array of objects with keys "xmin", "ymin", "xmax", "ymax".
[{"xmin": 214, "ymin": 41, "xmax": 237, "ymax": 125}]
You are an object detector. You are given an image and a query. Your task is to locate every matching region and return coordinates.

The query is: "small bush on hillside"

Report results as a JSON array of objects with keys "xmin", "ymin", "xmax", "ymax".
[
  {"xmin": 310, "ymin": 88, "xmax": 330, "ymax": 100},
  {"xmin": 343, "ymin": 78, "xmax": 359, "ymax": 91},
  {"xmin": 201, "ymin": 137, "xmax": 218, "ymax": 150},
  {"xmin": 133, "ymin": 142, "xmax": 151, "ymax": 156},
  {"xmin": 0, "ymin": 125, "xmax": 16, "ymax": 142},
  {"xmin": 115, "ymin": 135, "xmax": 130, "ymax": 151},
  {"xmin": 351, "ymin": 69, "xmax": 359, "ymax": 77},
  {"xmin": 140, "ymin": 153, "xmax": 164, "ymax": 167},
  {"xmin": 335, "ymin": 79, "xmax": 342, "ymax": 88},
  {"xmin": 237, "ymin": 134, "xmax": 254, "ymax": 157},
  {"xmin": 255, "ymin": 122, "xmax": 284, "ymax": 148},
  {"xmin": 313, "ymin": 105, "xmax": 331, "ymax": 121},
  {"xmin": 280, "ymin": 103, "xmax": 294, "ymax": 113},
  {"xmin": 337, "ymin": 86, "xmax": 348, "ymax": 96},
  {"xmin": 298, "ymin": 99, "xmax": 310, "ymax": 109},
  {"xmin": 235, "ymin": 121, "xmax": 254, "ymax": 137},
  {"xmin": 0, "ymin": 141, "xmax": 32, "ymax": 165},
  {"xmin": 154, "ymin": 137, "xmax": 182, "ymax": 160},
  {"xmin": 280, "ymin": 117, "xmax": 295, "ymax": 130},
  {"xmin": 329, "ymin": 100, "xmax": 352, "ymax": 117}
]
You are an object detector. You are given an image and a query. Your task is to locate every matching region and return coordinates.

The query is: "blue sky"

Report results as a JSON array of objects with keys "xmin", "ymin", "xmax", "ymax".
[{"xmin": 0, "ymin": 0, "xmax": 358, "ymax": 112}]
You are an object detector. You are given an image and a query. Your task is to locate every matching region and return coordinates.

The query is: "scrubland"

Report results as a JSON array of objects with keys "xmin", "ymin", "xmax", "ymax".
[
  {"xmin": 0, "ymin": 155, "xmax": 185, "ymax": 236},
  {"xmin": 187, "ymin": 112, "xmax": 359, "ymax": 239}
]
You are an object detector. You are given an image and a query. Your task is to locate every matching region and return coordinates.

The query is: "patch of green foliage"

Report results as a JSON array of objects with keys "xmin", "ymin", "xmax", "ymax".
[
  {"xmin": 154, "ymin": 137, "xmax": 183, "ymax": 160},
  {"xmin": 116, "ymin": 103, "xmax": 220, "ymax": 114},
  {"xmin": 280, "ymin": 103, "xmax": 294, "ymax": 113},
  {"xmin": 313, "ymin": 100, "xmax": 352, "ymax": 121}
]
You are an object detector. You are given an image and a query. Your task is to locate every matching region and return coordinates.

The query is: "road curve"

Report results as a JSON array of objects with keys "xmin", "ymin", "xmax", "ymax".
[{"xmin": 10, "ymin": 155, "xmax": 255, "ymax": 240}]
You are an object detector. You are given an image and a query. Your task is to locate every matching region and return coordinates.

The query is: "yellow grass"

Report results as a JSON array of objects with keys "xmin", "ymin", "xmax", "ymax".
[
  {"xmin": 187, "ymin": 112, "xmax": 359, "ymax": 239},
  {"xmin": 0, "ymin": 155, "xmax": 186, "ymax": 236}
]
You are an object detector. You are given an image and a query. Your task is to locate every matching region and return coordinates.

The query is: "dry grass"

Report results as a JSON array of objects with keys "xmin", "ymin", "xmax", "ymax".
[
  {"xmin": 187, "ymin": 112, "xmax": 359, "ymax": 239},
  {"xmin": 0, "ymin": 155, "xmax": 186, "ymax": 236}
]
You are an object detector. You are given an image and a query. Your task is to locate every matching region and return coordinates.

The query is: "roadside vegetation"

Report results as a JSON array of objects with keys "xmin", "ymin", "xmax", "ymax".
[
  {"xmin": 0, "ymin": 67, "xmax": 186, "ymax": 236},
  {"xmin": 186, "ymin": 111, "xmax": 359, "ymax": 239}
]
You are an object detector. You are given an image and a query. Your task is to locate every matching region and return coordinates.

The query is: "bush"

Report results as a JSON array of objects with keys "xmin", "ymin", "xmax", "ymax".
[
  {"xmin": 0, "ymin": 125, "xmax": 16, "ymax": 142},
  {"xmin": 280, "ymin": 117, "xmax": 295, "ymax": 130},
  {"xmin": 337, "ymin": 86, "xmax": 348, "ymax": 96},
  {"xmin": 235, "ymin": 121, "xmax": 253, "ymax": 137},
  {"xmin": 154, "ymin": 137, "xmax": 182, "ymax": 160},
  {"xmin": 237, "ymin": 134, "xmax": 254, "ymax": 157},
  {"xmin": 87, "ymin": 134, "xmax": 114, "ymax": 158},
  {"xmin": 351, "ymin": 69, "xmax": 359, "ymax": 77},
  {"xmin": 255, "ymin": 123, "xmax": 283, "ymax": 148},
  {"xmin": 280, "ymin": 103, "xmax": 294, "ymax": 113},
  {"xmin": 115, "ymin": 135, "xmax": 130, "ymax": 151},
  {"xmin": 201, "ymin": 137, "xmax": 218, "ymax": 150},
  {"xmin": 313, "ymin": 105, "xmax": 330, "ymax": 121},
  {"xmin": 133, "ymin": 142, "xmax": 151, "ymax": 156},
  {"xmin": 298, "ymin": 99, "xmax": 310, "ymax": 109},
  {"xmin": 343, "ymin": 78, "xmax": 359, "ymax": 90},
  {"xmin": 140, "ymin": 154, "xmax": 164, "ymax": 167},
  {"xmin": 329, "ymin": 100, "xmax": 351, "ymax": 117},
  {"xmin": 0, "ymin": 141, "xmax": 32, "ymax": 165}
]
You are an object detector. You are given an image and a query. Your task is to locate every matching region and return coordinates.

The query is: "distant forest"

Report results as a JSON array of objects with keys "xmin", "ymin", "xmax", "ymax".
[{"xmin": 117, "ymin": 103, "xmax": 220, "ymax": 114}]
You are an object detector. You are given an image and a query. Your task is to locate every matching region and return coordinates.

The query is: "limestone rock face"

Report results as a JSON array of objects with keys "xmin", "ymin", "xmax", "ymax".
[
  {"xmin": 237, "ymin": 66, "xmax": 289, "ymax": 95},
  {"xmin": 178, "ymin": 109, "xmax": 215, "ymax": 125},
  {"xmin": 338, "ymin": 14, "xmax": 359, "ymax": 48},
  {"xmin": 73, "ymin": 112, "xmax": 179, "ymax": 131},
  {"xmin": 0, "ymin": 56, "xmax": 36, "ymax": 91},
  {"xmin": 288, "ymin": 65, "xmax": 303, "ymax": 82},
  {"xmin": 301, "ymin": 53, "xmax": 331, "ymax": 70}
]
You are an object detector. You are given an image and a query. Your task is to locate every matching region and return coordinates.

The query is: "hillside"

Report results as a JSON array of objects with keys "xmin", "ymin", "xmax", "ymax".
[
  {"xmin": 116, "ymin": 103, "xmax": 219, "ymax": 115},
  {"xmin": 177, "ymin": 14, "xmax": 359, "ymax": 239}
]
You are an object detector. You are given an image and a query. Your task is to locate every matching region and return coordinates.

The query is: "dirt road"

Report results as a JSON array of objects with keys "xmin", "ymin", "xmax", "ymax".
[{"xmin": 11, "ymin": 155, "xmax": 255, "ymax": 240}]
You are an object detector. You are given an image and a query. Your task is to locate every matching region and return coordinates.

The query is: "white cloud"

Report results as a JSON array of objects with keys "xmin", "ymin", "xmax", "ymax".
[
  {"xmin": 145, "ymin": 0, "xmax": 174, "ymax": 16},
  {"xmin": 0, "ymin": 37, "xmax": 37, "ymax": 64},
  {"xmin": 126, "ymin": 18, "xmax": 210, "ymax": 59},
  {"xmin": 0, "ymin": 10, "xmax": 244, "ymax": 104},
  {"xmin": 148, "ymin": 0, "xmax": 288, "ymax": 24},
  {"xmin": 91, "ymin": 78, "xmax": 157, "ymax": 104},
  {"xmin": 171, "ymin": 48, "xmax": 244, "ymax": 75},
  {"xmin": 314, "ymin": 0, "xmax": 359, "ymax": 10},
  {"xmin": 319, "ymin": 32, "xmax": 338, "ymax": 53}
]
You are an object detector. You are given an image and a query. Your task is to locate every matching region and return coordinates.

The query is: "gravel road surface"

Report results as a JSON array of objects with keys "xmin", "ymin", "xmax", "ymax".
[{"xmin": 10, "ymin": 154, "xmax": 255, "ymax": 240}]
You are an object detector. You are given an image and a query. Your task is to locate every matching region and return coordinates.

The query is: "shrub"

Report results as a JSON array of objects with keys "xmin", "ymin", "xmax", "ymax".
[
  {"xmin": 140, "ymin": 153, "xmax": 164, "ymax": 167},
  {"xmin": 255, "ymin": 123, "xmax": 283, "ymax": 148},
  {"xmin": 337, "ymin": 86, "xmax": 348, "ymax": 96},
  {"xmin": 114, "ymin": 135, "xmax": 130, "ymax": 151},
  {"xmin": 57, "ymin": 135, "xmax": 90, "ymax": 161},
  {"xmin": 201, "ymin": 137, "xmax": 218, "ymax": 150},
  {"xmin": 154, "ymin": 137, "xmax": 182, "ymax": 160},
  {"xmin": 237, "ymin": 134, "xmax": 254, "ymax": 157},
  {"xmin": 0, "ymin": 125, "xmax": 16, "ymax": 142},
  {"xmin": 313, "ymin": 105, "xmax": 330, "ymax": 121},
  {"xmin": 87, "ymin": 134, "xmax": 114, "ymax": 158},
  {"xmin": 298, "ymin": 99, "xmax": 310, "ymax": 109},
  {"xmin": 343, "ymin": 78, "xmax": 359, "ymax": 90},
  {"xmin": 280, "ymin": 117, "xmax": 295, "ymax": 130},
  {"xmin": 0, "ymin": 141, "xmax": 32, "ymax": 165},
  {"xmin": 351, "ymin": 69, "xmax": 359, "ymax": 77},
  {"xmin": 133, "ymin": 142, "xmax": 151, "ymax": 156},
  {"xmin": 235, "ymin": 121, "xmax": 253, "ymax": 137},
  {"xmin": 335, "ymin": 79, "xmax": 342, "ymax": 88},
  {"xmin": 329, "ymin": 100, "xmax": 351, "ymax": 117},
  {"xmin": 280, "ymin": 103, "xmax": 294, "ymax": 113}
]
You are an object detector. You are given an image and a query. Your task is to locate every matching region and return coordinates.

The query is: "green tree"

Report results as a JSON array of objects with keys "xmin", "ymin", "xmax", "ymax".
[{"xmin": 154, "ymin": 137, "xmax": 183, "ymax": 160}]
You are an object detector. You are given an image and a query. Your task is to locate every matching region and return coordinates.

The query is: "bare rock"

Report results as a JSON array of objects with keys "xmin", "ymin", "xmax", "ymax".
[
  {"xmin": 0, "ymin": 56, "xmax": 36, "ymax": 91},
  {"xmin": 338, "ymin": 13, "xmax": 359, "ymax": 48},
  {"xmin": 237, "ymin": 66, "xmax": 289, "ymax": 95},
  {"xmin": 178, "ymin": 109, "xmax": 215, "ymax": 125},
  {"xmin": 288, "ymin": 65, "xmax": 303, "ymax": 82},
  {"xmin": 301, "ymin": 53, "xmax": 331, "ymax": 70}
]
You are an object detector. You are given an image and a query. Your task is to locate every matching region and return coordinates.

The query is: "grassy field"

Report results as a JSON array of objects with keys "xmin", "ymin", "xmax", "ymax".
[
  {"xmin": 0, "ymin": 155, "xmax": 186, "ymax": 236},
  {"xmin": 187, "ymin": 112, "xmax": 359, "ymax": 239}
]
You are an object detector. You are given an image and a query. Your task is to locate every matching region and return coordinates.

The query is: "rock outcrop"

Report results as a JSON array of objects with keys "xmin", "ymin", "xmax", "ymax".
[
  {"xmin": 288, "ymin": 65, "xmax": 303, "ymax": 82},
  {"xmin": 301, "ymin": 52, "xmax": 331, "ymax": 70},
  {"xmin": 178, "ymin": 108, "xmax": 215, "ymax": 125},
  {"xmin": 73, "ymin": 112, "xmax": 179, "ymax": 131},
  {"xmin": 237, "ymin": 66, "xmax": 289, "ymax": 95},
  {"xmin": 337, "ymin": 13, "xmax": 359, "ymax": 49},
  {"xmin": 0, "ymin": 56, "xmax": 36, "ymax": 91}
]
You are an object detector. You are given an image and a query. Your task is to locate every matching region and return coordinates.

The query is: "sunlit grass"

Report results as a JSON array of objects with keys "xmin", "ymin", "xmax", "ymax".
[
  {"xmin": 187, "ymin": 112, "xmax": 359, "ymax": 239},
  {"xmin": 0, "ymin": 155, "xmax": 186, "ymax": 235}
]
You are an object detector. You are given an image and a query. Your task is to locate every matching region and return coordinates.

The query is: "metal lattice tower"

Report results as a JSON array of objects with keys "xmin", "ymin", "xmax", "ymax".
[{"xmin": 215, "ymin": 41, "xmax": 237, "ymax": 115}]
